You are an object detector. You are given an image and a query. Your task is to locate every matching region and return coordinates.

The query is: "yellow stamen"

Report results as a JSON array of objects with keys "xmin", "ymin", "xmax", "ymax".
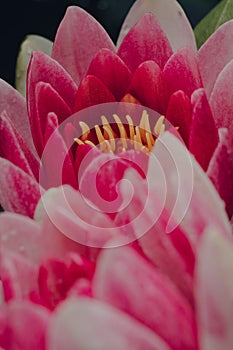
[
  {"xmin": 113, "ymin": 114, "xmax": 127, "ymax": 150},
  {"xmin": 79, "ymin": 121, "xmax": 90, "ymax": 140}
]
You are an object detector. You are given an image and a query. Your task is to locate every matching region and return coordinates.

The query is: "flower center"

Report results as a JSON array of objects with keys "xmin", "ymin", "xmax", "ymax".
[{"xmin": 74, "ymin": 110, "xmax": 165, "ymax": 154}]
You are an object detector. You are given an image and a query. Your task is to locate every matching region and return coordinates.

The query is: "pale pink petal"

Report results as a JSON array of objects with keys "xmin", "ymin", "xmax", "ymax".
[
  {"xmin": 52, "ymin": 6, "xmax": 115, "ymax": 84},
  {"xmin": 94, "ymin": 246, "xmax": 197, "ymax": 350},
  {"xmin": 35, "ymin": 185, "xmax": 121, "ymax": 252},
  {"xmin": 0, "ymin": 158, "xmax": 42, "ymax": 217},
  {"xmin": 189, "ymin": 88, "xmax": 218, "ymax": 170},
  {"xmin": 0, "ymin": 301, "xmax": 50, "ymax": 350},
  {"xmin": 209, "ymin": 59, "xmax": 233, "ymax": 146},
  {"xmin": 197, "ymin": 20, "xmax": 233, "ymax": 97},
  {"xmin": 195, "ymin": 227, "xmax": 233, "ymax": 350},
  {"xmin": 0, "ymin": 79, "xmax": 34, "ymax": 150},
  {"xmin": 118, "ymin": 13, "xmax": 172, "ymax": 73},
  {"xmin": 207, "ymin": 128, "xmax": 233, "ymax": 217},
  {"xmin": 117, "ymin": 0, "xmax": 196, "ymax": 52},
  {"xmin": 48, "ymin": 298, "xmax": 172, "ymax": 350}
]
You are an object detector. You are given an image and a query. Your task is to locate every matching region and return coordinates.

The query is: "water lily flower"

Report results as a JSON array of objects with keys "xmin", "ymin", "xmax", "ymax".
[
  {"xmin": 0, "ymin": 131, "xmax": 232, "ymax": 349},
  {"xmin": 0, "ymin": 0, "xmax": 233, "ymax": 219}
]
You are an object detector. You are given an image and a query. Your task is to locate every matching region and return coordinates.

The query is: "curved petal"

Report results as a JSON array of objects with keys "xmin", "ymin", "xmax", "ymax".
[
  {"xmin": 128, "ymin": 60, "xmax": 166, "ymax": 113},
  {"xmin": 195, "ymin": 227, "xmax": 233, "ymax": 350},
  {"xmin": 162, "ymin": 46, "xmax": 202, "ymax": 99},
  {"xmin": 0, "ymin": 112, "xmax": 39, "ymax": 179},
  {"xmin": 197, "ymin": 20, "xmax": 233, "ymax": 97},
  {"xmin": 48, "ymin": 298, "xmax": 172, "ymax": 350},
  {"xmin": 0, "ymin": 79, "xmax": 34, "ymax": 150},
  {"xmin": 16, "ymin": 34, "xmax": 53, "ymax": 97},
  {"xmin": 189, "ymin": 88, "xmax": 218, "ymax": 170},
  {"xmin": 40, "ymin": 113, "xmax": 77, "ymax": 189},
  {"xmin": 27, "ymin": 51, "xmax": 77, "ymax": 154},
  {"xmin": 94, "ymin": 246, "xmax": 197, "ymax": 350},
  {"xmin": 209, "ymin": 59, "xmax": 233, "ymax": 146},
  {"xmin": 207, "ymin": 128, "xmax": 233, "ymax": 218},
  {"xmin": 0, "ymin": 301, "xmax": 50, "ymax": 350},
  {"xmin": 166, "ymin": 90, "xmax": 192, "ymax": 145},
  {"xmin": 117, "ymin": 0, "xmax": 196, "ymax": 52},
  {"xmin": 0, "ymin": 158, "xmax": 42, "ymax": 217},
  {"xmin": 74, "ymin": 75, "xmax": 116, "ymax": 112},
  {"xmin": 118, "ymin": 13, "xmax": 172, "ymax": 73},
  {"xmin": 87, "ymin": 48, "xmax": 132, "ymax": 100},
  {"xmin": 52, "ymin": 6, "xmax": 115, "ymax": 84}
]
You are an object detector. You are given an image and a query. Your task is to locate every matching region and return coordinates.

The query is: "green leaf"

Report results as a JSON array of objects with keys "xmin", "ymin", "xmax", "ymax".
[{"xmin": 194, "ymin": 0, "xmax": 233, "ymax": 48}]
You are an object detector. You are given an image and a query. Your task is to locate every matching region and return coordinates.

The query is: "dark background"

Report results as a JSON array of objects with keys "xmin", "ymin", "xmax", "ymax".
[{"xmin": 0, "ymin": 0, "xmax": 219, "ymax": 87}]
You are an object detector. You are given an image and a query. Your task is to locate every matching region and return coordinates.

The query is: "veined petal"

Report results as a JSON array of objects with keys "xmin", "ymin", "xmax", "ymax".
[
  {"xmin": 195, "ymin": 227, "xmax": 233, "ymax": 350},
  {"xmin": 0, "ymin": 158, "xmax": 42, "ymax": 217},
  {"xmin": 48, "ymin": 298, "xmax": 172, "ymax": 350},
  {"xmin": 197, "ymin": 20, "xmax": 233, "ymax": 97},
  {"xmin": 118, "ymin": 13, "xmax": 172, "ymax": 73},
  {"xmin": 87, "ymin": 48, "xmax": 132, "ymax": 100},
  {"xmin": 117, "ymin": 0, "xmax": 196, "ymax": 52},
  {"xmin": 207, "ymin": 128, "xmax": 233, "ymax": 218},
  {"xmin": 189, "ymin": 88, "xmax": 218, "ymax": 171},
  {"xmin": 94, "ymin": 246, "xmax": 197, "ymax": 350},
  {"xmin": 74, "ymin": 75, "xmax": 116, "ymax": 112},
  {"xmin": 0, "ymin": 79, "xmax": 34, "ymax": 150},
  {"xmin": 52, "ymin": 6, "xmax": 115, "ymax": 84},
  {"xmin": 209, "ymin": 58, "xmax": 233, "ymax": 147}
]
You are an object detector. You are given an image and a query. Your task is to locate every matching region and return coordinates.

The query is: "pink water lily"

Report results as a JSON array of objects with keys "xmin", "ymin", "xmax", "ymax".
[
  {"xmin": 0, "ymin": 0, "xmax": 233, "ymax": 220},
  {"xmin": 0, "ymin": 131, "xmax": 232, "ymax": 349}
]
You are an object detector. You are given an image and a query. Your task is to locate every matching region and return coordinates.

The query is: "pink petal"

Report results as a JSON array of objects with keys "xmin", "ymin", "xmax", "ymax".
[
  {"xmin": 189, "ymin": 88, "xmax": 219, "ymax": 170},
  {"xmin": 209, "ymin": 59, "xmax": 233, "ymax": 146},
  {"xmin": 0, "ymin": 80, "xmax": 35, "ymax": 154},
  {"xmin": 162, "ymin": 46, "xmax": 202, "ymax": 101},
  {"xmin": 48, "ymin": 298, "xmax": 172, "ymax": 350},
  {"xmin": 74, "ymin": 75, "xmax": 116, "ymax": 112},
  {"xmin": 0, "ymin": 301, "xmax": 50, "ymax": 350},
  {"xmin": 52, "ymin": 6, "xmax": 115, "ymax": 84},
  {"xmin": 0, "ymin": 158, "xmax": 42, "ymax": 217},
  {"xmin": 0, "ymin": 251, "xmax": 38, "ymax": 301},
  {"xmin": 87, "ymin": 48, "xmax": 132, "ymax": 100},
  {"xmin": 37, "ymin": 185, "xmax": 120, "ymax": 252},
  {"xmin": 197, "ymin": 20, "xmax": 233, "ymax": 97},
  {"xmin": 35, "ymin": 82, "xmax": 72, "ymax": 136},
  {"xmin": 128, "ymin": 60, "xmax": 166, "ymax": 113},
  {"xmin": 40, "ymin": 113, "xmax": 77, "ymax": 189},
  {"xmin": 27, "ymin": 51, "xmax": 77, "ymax": 154},
  {"xmin": 118, "ymin": 13, "xmax": 172, "ymax": 73},
  {"xmin": 195, "ymin": 227, "xmax": 233, "ymax": 350},
  {"xmin": 166, "ymin": 90, "xmax": 192, "ymax": 145},
  {"xmin": 94, "ymin": 246, "xmax": 197, "ymax": 350},
  {"xmin": 207, "ymin": 128, "xmax": 233, "ymax": 217},
  {"xmin": 117, "ymin": 0, "xmax": 196, "ymax": 52},
  {"xmin": 0, "ymin": 112, "xmax": 39, "ymax": 178}
]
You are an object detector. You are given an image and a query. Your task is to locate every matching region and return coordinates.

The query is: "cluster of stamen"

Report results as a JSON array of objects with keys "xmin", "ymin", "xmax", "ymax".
[{"xmin": 74, "ymin": 110, "xmax": 165, "ymax": 154}]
